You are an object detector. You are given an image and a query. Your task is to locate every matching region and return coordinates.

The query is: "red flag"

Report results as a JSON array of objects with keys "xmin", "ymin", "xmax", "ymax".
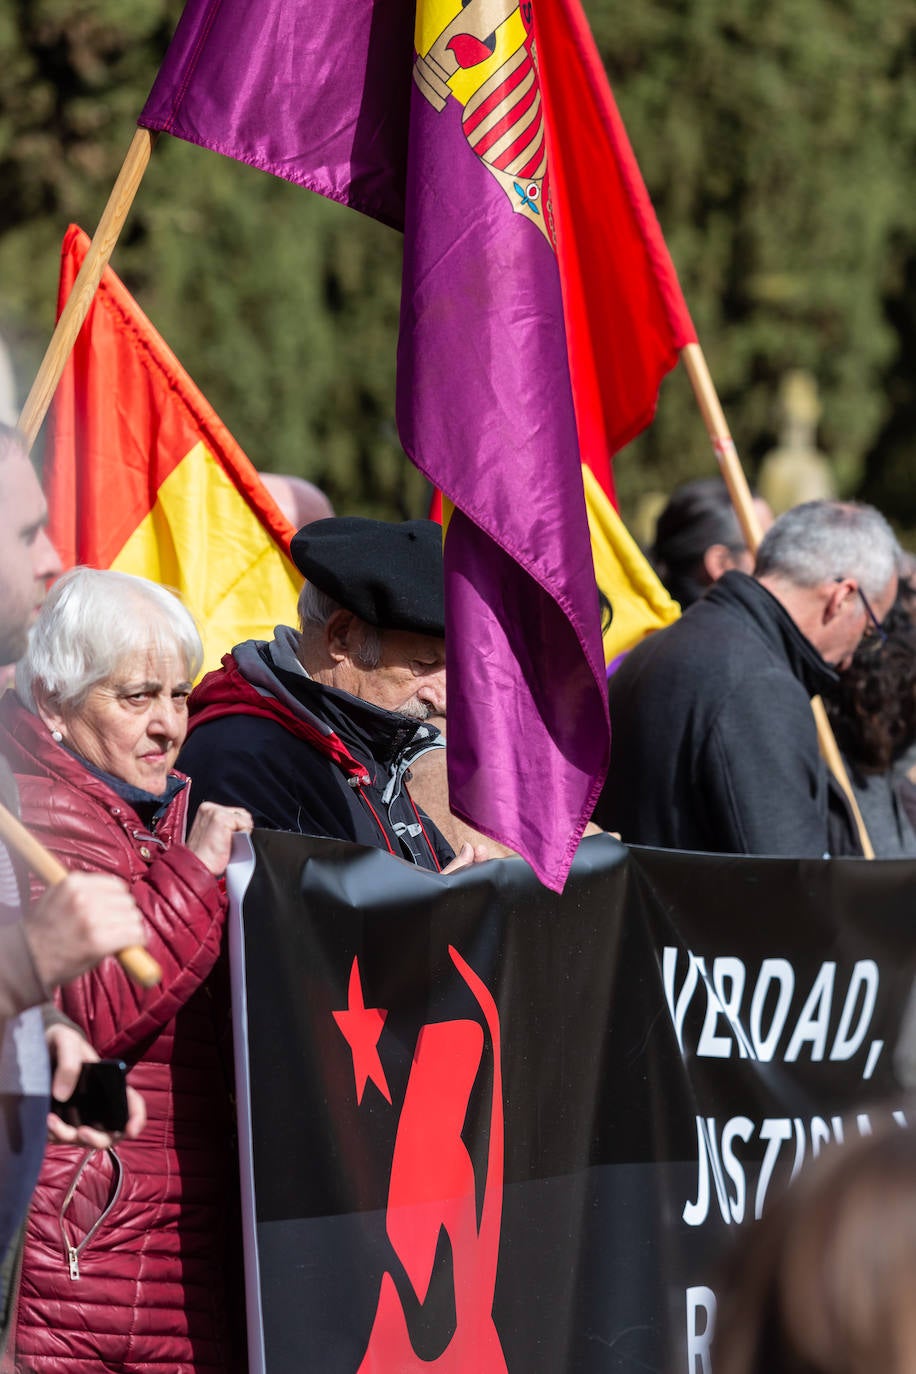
[
  {"xmin": 46, "ymin": 225, "xmax": 301, "ymax": 674},
  {"xmin": 534, "ymin": 0, "xmax": 696, "ymax": 498}
]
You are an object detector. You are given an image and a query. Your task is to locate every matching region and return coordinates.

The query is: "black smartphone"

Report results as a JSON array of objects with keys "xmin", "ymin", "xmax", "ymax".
[{"xmin": 51, "ymin": 1058, "xmax": 129, "ymax": 1133}]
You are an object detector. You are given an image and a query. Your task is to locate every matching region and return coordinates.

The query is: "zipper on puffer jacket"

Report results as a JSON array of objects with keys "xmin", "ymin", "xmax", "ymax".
[{"xmin": 58, "ymin": 1147, "xmax": 123, "ymax": 1279}]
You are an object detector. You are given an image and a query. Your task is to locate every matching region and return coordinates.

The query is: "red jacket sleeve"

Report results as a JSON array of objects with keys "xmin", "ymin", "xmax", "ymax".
[
  {"xmin": 64, "ymin": 846, "xmax": 226, "ymax": 1057},
  {"xmin": 21, "ymin": 787, "xmax": 227, "ymax": 1056}
]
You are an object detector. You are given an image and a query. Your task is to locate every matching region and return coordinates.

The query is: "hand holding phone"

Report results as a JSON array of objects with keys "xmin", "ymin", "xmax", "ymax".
[{"xmin": 51, "ymin": 1058, "xmax": 130, "ymax": 1134}]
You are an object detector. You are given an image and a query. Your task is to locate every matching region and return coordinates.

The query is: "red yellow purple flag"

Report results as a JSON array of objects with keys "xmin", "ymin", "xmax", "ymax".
[
  {"xmin": 139, "ymin": 0, "xmax": 694, "ymax": 888},
  {"xmin": 46, "ymin": 225, "xmax": 302, "ymax": 675}
]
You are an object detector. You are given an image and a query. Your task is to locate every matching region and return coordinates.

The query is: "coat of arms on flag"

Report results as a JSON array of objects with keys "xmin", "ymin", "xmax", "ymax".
[{"xmin": 415, "ymin": 1, "xmax": 553, "ymax": 245}]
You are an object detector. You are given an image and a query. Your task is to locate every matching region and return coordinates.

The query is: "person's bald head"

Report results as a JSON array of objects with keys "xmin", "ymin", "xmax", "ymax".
[{"xmin": 261, "ymin": 472, "xmax": 334, "ymax": 529}]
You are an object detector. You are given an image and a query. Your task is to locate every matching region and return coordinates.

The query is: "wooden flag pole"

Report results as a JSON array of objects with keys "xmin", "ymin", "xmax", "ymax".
[
  {"xmin": 10, "ymin": 126, "xmax": 164, "ymax": 978},
  {"xmin": 679, "ymin": 340, "xmax": 875, "ymax": 860},
  {"xmin": 18, "ymin": 127, "xmax": 156, "ymax": 450},
  {"xmin": 0, "ymin": 801, "xmax": 162, "ymax": 988}
]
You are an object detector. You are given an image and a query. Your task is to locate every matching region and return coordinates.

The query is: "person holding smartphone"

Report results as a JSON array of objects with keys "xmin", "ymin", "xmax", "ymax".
[
  {"xmin": 0, "ymin": 567, "xmax": 253, "ymax": 1374},
  {"xmin": 0, "ymin": 424, "xmax": 149, "ymax": 1364}
]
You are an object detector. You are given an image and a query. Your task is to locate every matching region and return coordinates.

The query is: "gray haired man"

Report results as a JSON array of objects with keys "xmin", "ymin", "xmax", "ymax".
[
  {"xmin": 178, "ymin": 517, "xmax": 472, "ymax": 871},
  {"xmin": 594, "ymin": 500, "xmax": 900, "ymax": 856}
]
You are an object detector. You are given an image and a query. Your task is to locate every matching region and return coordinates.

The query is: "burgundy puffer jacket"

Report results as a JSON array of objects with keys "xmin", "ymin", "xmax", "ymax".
[{"xmin": 0, "ymin": 695, "xmax": 245, "ymax": 1374}]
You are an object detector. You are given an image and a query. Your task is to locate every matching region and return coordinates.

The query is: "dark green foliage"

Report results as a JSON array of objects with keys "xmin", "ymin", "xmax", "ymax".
[
  {"xmin": 587, "ymin": 0, "xmax": 916, "ymax": 529},
  {"xmin": 0, "ymin": 0, "xmax": 422, "ymax": 516},
  {"xmin": 0, "ymin": 0, "xmax": 914, "ymax": 531}
]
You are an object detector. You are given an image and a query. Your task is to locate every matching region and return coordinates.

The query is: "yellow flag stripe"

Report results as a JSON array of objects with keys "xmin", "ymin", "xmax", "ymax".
[
  {"xmin": 111, "ymin": 442, "xmax": 302, "ymax": 676},
  {"xmin": 583, "ymin": 465, "xmax": 680, "ymax": 663}
]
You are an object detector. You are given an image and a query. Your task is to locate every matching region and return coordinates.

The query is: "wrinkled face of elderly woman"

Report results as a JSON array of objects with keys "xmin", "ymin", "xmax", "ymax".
[{"xmin": 44, "ymin": 646, "xmax": 193, "ymax": 796}]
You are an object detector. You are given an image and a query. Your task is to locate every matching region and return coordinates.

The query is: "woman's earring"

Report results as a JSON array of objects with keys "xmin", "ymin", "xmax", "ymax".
[{"xmin": 51, "ymin": 729, "xmax": 63, "ymax": 743}]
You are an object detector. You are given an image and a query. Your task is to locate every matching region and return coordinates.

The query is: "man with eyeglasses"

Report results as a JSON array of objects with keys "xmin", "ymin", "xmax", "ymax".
[{"xmin": 594, "ymin": 499, "xmax": 900, "ymax": 857}]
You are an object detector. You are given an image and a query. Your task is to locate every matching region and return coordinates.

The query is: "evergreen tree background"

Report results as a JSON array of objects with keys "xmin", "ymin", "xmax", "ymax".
[{"xmin": 1, "ymin": 0, "xmax": 914, "ymax": 536}]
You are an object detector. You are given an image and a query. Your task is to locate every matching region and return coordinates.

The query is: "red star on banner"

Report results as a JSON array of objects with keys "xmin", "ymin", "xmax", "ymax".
[{"xmin": 333, "ymin": 958, "xmax": 392, "ymax": 1105}]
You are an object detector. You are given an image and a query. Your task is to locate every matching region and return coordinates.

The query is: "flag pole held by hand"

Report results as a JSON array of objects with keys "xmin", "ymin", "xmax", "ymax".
[{"xmin": 0, "ymin": 802, "xmax": 162, "ymax": 988}]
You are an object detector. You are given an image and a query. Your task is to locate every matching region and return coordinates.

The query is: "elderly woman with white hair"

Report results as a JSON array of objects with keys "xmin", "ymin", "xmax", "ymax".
[{"xmin": 0, "ymin": 567, "xmax": 252, "ymax": 1374}]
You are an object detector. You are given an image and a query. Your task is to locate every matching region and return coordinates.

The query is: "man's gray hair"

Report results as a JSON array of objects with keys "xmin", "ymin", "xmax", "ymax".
[
  {"xmin": 297, "ymin": 580, "xmax": 382, "ymax": 669},
  {"xmin": 297, "ymin": 580, "xmax": 341, "ymax": 631},
  {"xmin": 17, "ymin": 566, "xmax": 203, "ymax": 712},
  {"xmin": 755, "ymin": 501, "xmax": 901, "ymax": 600}
]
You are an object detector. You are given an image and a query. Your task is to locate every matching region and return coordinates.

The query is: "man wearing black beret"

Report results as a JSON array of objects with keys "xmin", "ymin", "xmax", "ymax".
[{"xmin": 177, "ymin": 517, "xmax": 458, "ymax": 871}]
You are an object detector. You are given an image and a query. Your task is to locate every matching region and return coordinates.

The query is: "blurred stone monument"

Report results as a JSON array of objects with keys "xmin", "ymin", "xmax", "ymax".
[{"xmin": 757, "ymin": 369, "xmax": 836, "ymax": 515}]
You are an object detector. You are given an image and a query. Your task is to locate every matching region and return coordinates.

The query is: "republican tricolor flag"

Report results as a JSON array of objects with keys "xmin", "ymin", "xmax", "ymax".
[
  {"xmin": 139, "ymin": 0, "xmax": 694, "ymax": 889},
  {"xmin": 46, "ymin": 225, "xmax": 302, "ymax": 676}
]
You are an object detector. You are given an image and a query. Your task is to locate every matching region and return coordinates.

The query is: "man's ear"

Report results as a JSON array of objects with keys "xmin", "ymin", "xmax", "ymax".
[
  {"xmin": 823, "ymin": 577, "xmax": 856, "ymax": 624},
  {"xmin": 702, "ymin": 544, "xmax": 737, "ymax": 582},
  {"xmin": 324, "ymin": 609, "xmax": 358, "ymax": 662}
]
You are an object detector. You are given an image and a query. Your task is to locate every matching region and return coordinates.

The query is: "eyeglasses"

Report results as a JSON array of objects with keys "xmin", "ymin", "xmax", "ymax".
[
  {"xmin": 856, "ymin": 587, "xmax": 887, "ymax": 643},
  {"xmin": 834, "ymin": 579, "xmax": 888, "ymax": 643}
]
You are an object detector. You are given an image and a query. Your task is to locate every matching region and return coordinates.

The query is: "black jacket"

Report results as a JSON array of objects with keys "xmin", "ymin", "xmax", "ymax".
[
  {"xmin": 178, "ymin": 630, "xmax": 454, "ymax": 871},
  {"xmin": 593, "ymin": 571, "xmax": 861, "ymax": 856}
]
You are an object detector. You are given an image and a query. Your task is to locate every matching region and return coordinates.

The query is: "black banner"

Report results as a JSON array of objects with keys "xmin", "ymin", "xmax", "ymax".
[{"xmin": 228, "ymin": 833, "xmax": 916, "ymax": 1373}]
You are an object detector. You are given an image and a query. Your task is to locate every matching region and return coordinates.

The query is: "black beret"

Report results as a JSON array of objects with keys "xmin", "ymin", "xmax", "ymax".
[{"xmin": 290, "ymin": 517, "xmax": 445, "ymax": 637}]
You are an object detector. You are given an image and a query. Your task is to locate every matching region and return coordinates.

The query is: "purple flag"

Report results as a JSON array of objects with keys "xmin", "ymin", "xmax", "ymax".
[
  {"xmin": 141, "ymin": 0, "xmax": 611, "ymax": 890},
  {"xmin": 140, "ymin": 0, "xmax": 414, "ymax": 228},
  {"xmin": 398, "ymin": 63, "xmax": 608, "ymax": 889}
]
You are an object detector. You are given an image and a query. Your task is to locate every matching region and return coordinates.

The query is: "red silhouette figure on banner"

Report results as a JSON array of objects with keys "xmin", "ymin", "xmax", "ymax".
[{"xmin": 336, "ymin": 946, "xmax": 507, "ymax": 1372}]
